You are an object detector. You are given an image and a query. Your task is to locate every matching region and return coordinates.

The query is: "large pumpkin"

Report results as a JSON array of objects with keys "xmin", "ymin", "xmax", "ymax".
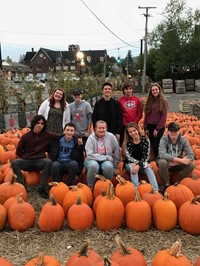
[
  {"xmin": 93, "ymin": 174, "xmax": 112, "ymax": 199},
  {"xmin": 67, "ymin": 195, "xmax": 94, "ymax": 231},
  {"xmin": 38, "ymin": 195, "xmax": 65, "ymax": 232},
  {"xmin": 110, "ymin": 235, "xmax": 147, "ymax": 266},
  {"xmin": 25, "ymin": 252, "xmax": 61, "ymax": 266},
  {"xmin": 115, "ymin": 175, "xmax": 135, "ymax": 207},
  {"xmin": 96, "ymin": 183, "xmax": 124, "ymax": 231},
  {"xmin": 152, "ymin": 240, "xmax": 192, "ymax": 266},
  {"xmin": 49, "ymin": 182, "xmax": 69, "ymax": 206},
  {"xmin": 178, "ymin": 195, "xmax": 200, "ymax": 235}
]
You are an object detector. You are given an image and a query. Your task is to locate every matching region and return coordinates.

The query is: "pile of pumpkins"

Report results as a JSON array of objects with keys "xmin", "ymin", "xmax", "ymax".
[{"xmin": 0, "ymin": 236, "xmax": 200, "ymax": 265}]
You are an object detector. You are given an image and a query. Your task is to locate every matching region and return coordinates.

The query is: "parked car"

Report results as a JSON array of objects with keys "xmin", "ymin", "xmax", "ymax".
[
  {"xmin": 25, "ymin": 75, "xmax": 34, "ymax": 83},
  {"xmin": 13, "ymin": 76, "xmax": 21, "ymax": 83}
]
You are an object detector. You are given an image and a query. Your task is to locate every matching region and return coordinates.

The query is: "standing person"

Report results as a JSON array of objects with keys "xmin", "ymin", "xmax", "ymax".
[
  {"xmin": 143, "ymin": 83, "xmax": 169, "ymax": 160},
  {"xmin": 92, "ymin": 82, "xmax": 122, "ymax": 142},
  {"xmin": 119, "ymin": 81, "xmax": 143, "ymax": 146},
  {"xmin": 11, "ymin": 115, "xmax": 59, "ymax": 199},
  {"xmin": 38, "ymin": 88, "xmax": 70, "ymax": 134},
  {"xmin": 84, "ymin": 120, "xmax": 120, "ymax": 190},
  {"xmin": 50, "ymin": 122, "xmax": 84, "ymax": 186},
  {"xmin": 69, "ymin": 89, "xmax": 92, "ymax": 147},
  {"xmin": 157, "ymin": 121, "xmax": 195, "ymax": 193},
  {"xmin": 121, "ymin": 122, "xmax": 159, "ymax": 190}
]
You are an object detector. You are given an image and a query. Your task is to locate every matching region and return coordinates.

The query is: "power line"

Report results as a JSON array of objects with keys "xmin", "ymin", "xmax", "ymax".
[{"xmin": 80, "ymin": 0, "xmax": 135, "ymax": 48}]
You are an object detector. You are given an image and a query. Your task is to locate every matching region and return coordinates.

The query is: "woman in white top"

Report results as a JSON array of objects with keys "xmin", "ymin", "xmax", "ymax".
[{"xmin": 38, "ymin": 88, "xmax": 70, "ymax": 134}]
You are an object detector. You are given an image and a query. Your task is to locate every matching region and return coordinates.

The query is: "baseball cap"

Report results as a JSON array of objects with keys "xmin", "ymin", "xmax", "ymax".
[
  {"xmin": 72, "ymin": 89, "xmax": 83, "ymax": 95},
  {"xmin": 168, "ymin": 122, "xmax": 180, "ymax": 131}
]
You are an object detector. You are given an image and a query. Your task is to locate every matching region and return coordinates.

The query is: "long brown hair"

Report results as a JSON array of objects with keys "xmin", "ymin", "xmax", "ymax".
[
  {"xmin": 121, "ymin": 122, "xmax": 140, "ymax": 160},
  {"xmin": 49, "ymin": 88, "xmax": 66, "ymax": 111},
  {"xmin": 144, "ymin": 83, "xmax": 166, "ymax": 113}
]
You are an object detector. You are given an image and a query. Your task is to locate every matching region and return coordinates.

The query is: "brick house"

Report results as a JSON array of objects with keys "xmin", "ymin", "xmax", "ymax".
[{"xmin": 22, "ymin": 45, "xmax": 108, "ymax": 75}]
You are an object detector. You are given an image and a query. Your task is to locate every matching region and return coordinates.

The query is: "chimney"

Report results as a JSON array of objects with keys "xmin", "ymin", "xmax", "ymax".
[{"xmin": 31, "ymin": 48, "xmax": 34, "ymax": 52}]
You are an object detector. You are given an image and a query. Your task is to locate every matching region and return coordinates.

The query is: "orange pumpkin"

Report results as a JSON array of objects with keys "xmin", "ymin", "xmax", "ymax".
[
  {"xmin": 25, "ymin": 252, "xmax": 61, "ymax": 266},
  {"xmin": 142, "ymin": 187, "xmax": 163, "ymax": 213},
  {"xmin": 38, "ymin": 195, "xmax": 65, "ymax": 232},
  {"xmin": 77, "ymin": 182, "xmax": 93, "ymax": 207},
  {"xmin": 0, "ymin": 204, "xmax": 7, "ymax": 231},
  {"xmin": 93, "ymin": 174, "xmax": 112, "ymax": 199},
  {"xmin": 22, "ymin": 171, "xmax": 41, "ymax": 186},
  {"xmin": 8, "ymin": 195, "xmax": 36, "ymax": 231},
  {"xmin": 67, "ymin": 195, "xmax": 94, "ymax": 231},
  {"xmin": 66, "ymin": 243, "xmax": 102, "ymax": 266},
  {"xmin": 92, "ymin": 189, "xmax": 106, "ymax": 217},
  {"xmin": 125, "ymin": 189, "xmax": 151, "ymax": 232},
  {"xmin": 178, "ymin": 195, "xmax": 200, "ymax": 235},
  {"xmin": 115, "ymin": 175, "xmax": 135, "ymax": 207},
  {"xmin": 137, "ymin": 180, "xmax": 152, "ymax": 197},
  {"xmin": 152, "ymin": 240, "xmax": 192, "ymax": 266},
  {"xmin": 110, "ymin": 235, "xmax": 147, "ymax": 266},
  {"xmin": 49, "ymin": 182, "xmax": 69, "ymax": 206},
  {"xmin": 180, "ymin": 175, "xmax": 200, "ymax": 196},
  {"xmin": 96, "ymin": 183, "xmax": 124, "ymax": 231},
  {"xmin": 153, "ymin": 192, "xmax": 177, "ymax": 231}
]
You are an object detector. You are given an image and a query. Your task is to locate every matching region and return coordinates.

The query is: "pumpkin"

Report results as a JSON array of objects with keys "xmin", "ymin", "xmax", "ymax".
[
  {"xmin": 38, "ymin": 195, "xmax": 65, "ymax": 232},
  {"xmin": 137, "ymin": 180, "xmax": 152, "ymax": 197},
  {"xmin": 152, "ymin": 240, "xmax": 192, "ymax": 266},
  {"xmin": 165, "ymin": 183, "xmax": 194, "ymax": 209},
  {"xmin": 115, "ymin": 175, "xmax": 135, "ymax": 207},
  {"xmin": 49, "ymin": 182, "xmax": 69, "ymax": 206},
  {"xmin": 8, "ymin": 195, "xmax": 36, "ymax": 231},
  {"xmin": 142, "ymin": 186, "xmax": 163, "ymax": 212},
  {"xmin": 66, "ymin": 243, "xmax": 102, "ymax": 266},
  {"xmin": 0, "ymin": 257, "xmax": 13, "ymax": 266},
  {"xmin": 22, "ymin": 171, "xmax": 41, "ymax": 186},
  {"xmin": 25, "ymin": 252, "xmax": 61, "ymax": 266},
  {"xmin": 77, "ymin": 182, "xmax": 93, "ymax": 207},
  {"xmin": 125, "ymin": 189, "xmax": 151, "ymax": 232},
  {"xmin": 3, "ymin": 192, "xmax": 24, "ymax": 211},
  {"xmin": 180, "ymin": 175, "xmax": 200, "ymax": 196},
  {"xmin": 67, "ymin": 195, "xmax": 94, "ymax": 231},
  {"xmin": 178, "ymin": 195, "xmax": 200, "ymax": 235},
  {"xmin": 153, "ymin": 192, "xmax": 177, "ymax": 231},
  {"xmin": 0, "ymin": 175, "xmax": 27, "ymax": 204},
  {"xmin": 110, "ymin": 235, "xmax": 147, "ymax": 266},
  {"xmin": 96, "ymin": 183, "xmax": 124, "ymax": 231},
  {"xmin": 62, "ymin": 185, "xmax": 88, "ymax": 217},
  {"xmin": 93, "ymin": 174, "xmax": 112, "ymax": 199},
  {"xmin": 0, "ymin": 204, "xmax": 7, "ymax": 231}
]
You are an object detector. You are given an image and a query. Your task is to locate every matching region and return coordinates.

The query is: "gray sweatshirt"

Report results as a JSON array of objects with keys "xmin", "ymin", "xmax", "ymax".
[
  {"xmin": 69, "ymin": 100, "xmax": 92, "ymax": 136},
  {"xmin": 158, "ymin": 134, "xmax": 194, "ymax": 161},
  {"xmin": 85, "ymin": 132, "xmax": 120, "ymax": 169}
]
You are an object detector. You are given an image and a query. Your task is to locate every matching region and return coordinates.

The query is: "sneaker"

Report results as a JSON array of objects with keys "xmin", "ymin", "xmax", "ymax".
[{"xmin": 37, "ymin": 187, "xmax": 49, "ymax": 199}]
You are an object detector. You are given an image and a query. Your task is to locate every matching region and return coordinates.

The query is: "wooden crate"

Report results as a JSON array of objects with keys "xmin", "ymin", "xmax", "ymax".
[{"xmin": 179, "ymin": 99, "xmax": 200, "ymax": 113}]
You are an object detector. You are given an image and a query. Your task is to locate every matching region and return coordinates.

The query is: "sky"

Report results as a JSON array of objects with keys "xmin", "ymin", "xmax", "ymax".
[{"xmin": 0, "ymin": 0, "xmax": 199, "ymax": 62}]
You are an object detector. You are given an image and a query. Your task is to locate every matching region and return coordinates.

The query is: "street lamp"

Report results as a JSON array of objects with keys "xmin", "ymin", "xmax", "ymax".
[{"xmin": 76, "ymin": 51, "xmax": 84, "ymax": 75}]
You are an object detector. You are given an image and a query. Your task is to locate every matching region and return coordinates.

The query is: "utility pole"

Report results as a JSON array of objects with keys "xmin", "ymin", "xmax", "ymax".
[{"xmin": 138, "ymin": 6, "xmax": 156, "ymax": 93}]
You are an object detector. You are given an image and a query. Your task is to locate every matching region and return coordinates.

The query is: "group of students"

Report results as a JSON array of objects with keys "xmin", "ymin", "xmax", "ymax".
[{"xmin": 11, "ymin": 81, "xmax": 195, "ymax": 198}]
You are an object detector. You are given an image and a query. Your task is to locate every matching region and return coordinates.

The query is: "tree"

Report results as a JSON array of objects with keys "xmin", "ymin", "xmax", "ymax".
[
  {"xmin": 6, "ymin": 56, "xmax": 12, "ymax": 63},
  {"xmin": 146, "ymin": 0, "xmax": 200, "ymax": 80}
]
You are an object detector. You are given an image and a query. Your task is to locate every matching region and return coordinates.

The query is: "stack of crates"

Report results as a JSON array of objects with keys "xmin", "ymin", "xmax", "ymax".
[
  {"xmin": 175, "ymin": 80, "xmax": 186, "ymax": 94},
  {"xmin": 185, "ymin": 79, "xmax": 195, "ymax": 91},
  {"xmin": 162, "ymin": 79, "xmax": 173, "ymax": 93}
]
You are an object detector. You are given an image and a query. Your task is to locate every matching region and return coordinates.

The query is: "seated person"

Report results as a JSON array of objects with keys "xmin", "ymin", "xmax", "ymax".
[
  {"xmin": 84, "ymin": 120, "xmax": 120, "ymax": 190},
  {"xmin": 157, "ymin": 121, "xmax": 195, "ymax": 192},
  {"xmin": 50, "ymin": 122, "xmax": 84, "ymax": 186},
  {"xmin": 11, "ymin": 115, "xmax": 59, "ymax": 199},
  {"xmin": 121, "ymin": 122, "xmax": 159, "ymax": 191}
]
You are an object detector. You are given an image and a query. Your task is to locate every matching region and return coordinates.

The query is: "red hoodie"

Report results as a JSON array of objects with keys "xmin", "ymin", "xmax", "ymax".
[{"xmin": 119, "ymin": 95, "xmax": 143, "ymax": 126}]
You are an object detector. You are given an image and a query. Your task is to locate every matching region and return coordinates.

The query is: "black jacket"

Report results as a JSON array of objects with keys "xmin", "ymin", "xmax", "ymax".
[
  {"xmin": 48, "ymin": 135, "xmax": 84, "ymax": 175},
  {"xmin": 92, "ymin": 97, "xmax": 123, "ymax": 135}
]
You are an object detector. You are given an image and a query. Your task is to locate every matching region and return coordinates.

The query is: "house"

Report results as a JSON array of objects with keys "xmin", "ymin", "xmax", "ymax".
[
  {"xmin": 2, "ymin": 61, "xmax": 32, "ymax": 80},
  {"xmin": 22, "ymin": 45, "xmax": 108, "ymax": 75}
]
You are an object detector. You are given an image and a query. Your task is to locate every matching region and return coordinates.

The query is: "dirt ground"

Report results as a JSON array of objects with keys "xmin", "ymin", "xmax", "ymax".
[{"xmin": 0, "ymin": 186, "xmax": 200, "ymax": 266}]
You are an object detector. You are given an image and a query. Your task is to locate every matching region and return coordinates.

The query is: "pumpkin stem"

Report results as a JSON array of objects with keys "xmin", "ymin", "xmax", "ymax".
[
  {"xmin": 50, "ymin": 194, "xmax": 57, "ymax": 205},
  {"xmin": 116, "ymin": 175, "xmax": 127, "ymax": 185},
  {"xmin": 106, "ymin": 183, "xmax": 115, "ymax": 200},
  {"xmin": 139, "ymin": 180, "xmax": 148, "ymax": 185},
  {"xmin": 76, "ymin": 195, "xmax": 82, "ymax": 205},
  {"xmin": 10, "ymin": 175, "xmax": 17, "ymax": 184},
  {"xmin": 134, "ymin": 188, "xmax": 142, "ymax": 202},
  {"xmin": 168, "ymin": 241, "xmax": 183, "ymax": 257},
  {"xmin": 48, "ymin": 182, "xmax": 59, "ymax": 187},
  {"xmin": 78, "ymin": 243, "xmax": 89, "ymax": 257},
  {"xmin": 191, "ymin": 174, "xmax": 197, "ymax": 180},
  {"xmin": 115, "ymin": 235, "xmax": 131, "ymax": 255},
  {"xmin": 103, "ymin": 258, "xmax": 111, "ymax": 266},
  {"xmin": 95, "ymin": 174, "xmax": 107, "ymax": 182},
  {"xmin": 191, "ymin": 195, "xmax": 200, "ymax": 204},
  {"xmin": 35, "ymin": 252, "xmax": 45, "ymax": 266},
  {"xmin": 163, "ymin": 192, "xmax": 169, "ymax": 201},
  {"xmin": 69, "ymin": 185, "xmax": 79, "ymax": 191}
]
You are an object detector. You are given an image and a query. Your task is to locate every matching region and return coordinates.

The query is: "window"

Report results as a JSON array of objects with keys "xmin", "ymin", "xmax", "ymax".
[
  {"xmin": 36, "ymin": 65, "xmax": 42, "ymax": 70},
  {"xmin": 70, "ymin": 65, "xmax": 76, "ymax": 71}
]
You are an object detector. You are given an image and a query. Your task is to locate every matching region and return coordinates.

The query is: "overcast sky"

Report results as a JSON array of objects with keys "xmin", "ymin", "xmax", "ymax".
[{"xmin": 0, "ymin": 0, "xmax": 199, "ymax": 61}]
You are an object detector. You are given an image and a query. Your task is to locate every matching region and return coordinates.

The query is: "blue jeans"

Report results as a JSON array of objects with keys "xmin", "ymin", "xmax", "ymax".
[
  {"xmin": 84, "ymin": 159, "xmax": 114, "ymax": 187},
  {"xmin": 51, "ymin": 160, "xmax": 79, "ymax": 186},
  {"xmin": 11, "ymin": 158, "xmax": 52, "ymax": 188},
  {"xmin": 125, "ymin": 163, "xmax": 159, "ymax": 190}
]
